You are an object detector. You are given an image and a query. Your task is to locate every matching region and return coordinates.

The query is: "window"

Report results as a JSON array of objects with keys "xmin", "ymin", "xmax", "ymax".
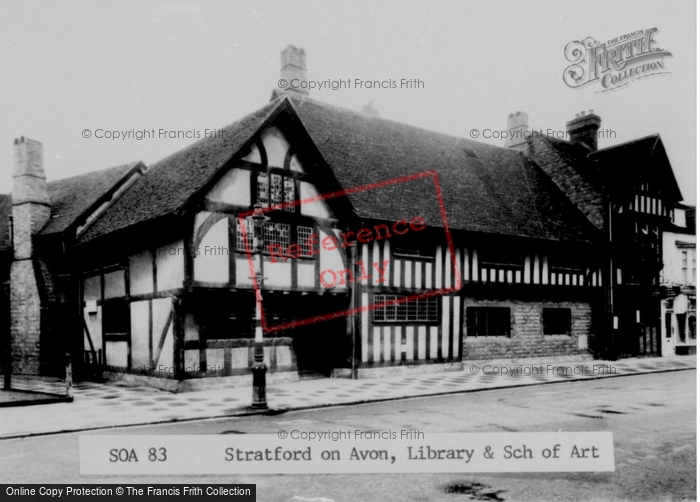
[
  {"xmin": 466, "ymin": 307, "xmax": 511, "ymax": 337},
  {"xmin": 284, "ymin": 178, "xmax": 296, "ymax": 212},
  {"xmin": 543, "ymin": 308, "xmax": 572, "ymax": 335},
  {"xmin": 194, "ymin": 291, "xmax": 254, "ymax": 339},
  {"xmin": 297, "ymin": 226, "xmax": 314, "ymax": 257},
  {"xmin": 394, "ymin": 244, "xmax": 434, "ymax": 259},
  {"xmin": 479, "ymin": 248, "xmax": 523, "ymax": 270},
  {"xmin": 236, "ymin": 219, "xmax": 255, "ymax": 252},
  {"xmin": 256, "ymin": 172, "xmax": 269, "ymax": 206},
  {"xmin": 236, "ymin": 220, "xmax": 289, "ymax": 253},
  {"xmin": 256, "ymin": 171, "xmax": 296, "ymax": 212},
  {"xmin": 270, "ymin": 173, "xmax": 283, "ymax": 206},
  {"xmin": 691, "ymin": 251, "xmax": 696, "ymax": 284},
  {"xmin": 373, "ymin": 295, "xmax": 439, "ymax": 322},
  {"xmin": 102, "ymin": 299, "xmax": 129, "ymax": 335},
  {"xmin": 264, "ymin": 222, "xmax": 290, "ymax": 250},
  {"xmin": 236, "ymin": 220, "xmax": 314, "ymax": 258}
]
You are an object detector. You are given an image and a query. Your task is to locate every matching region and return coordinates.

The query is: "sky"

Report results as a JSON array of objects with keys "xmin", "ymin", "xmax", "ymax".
[{"xmin": 0, "ymin": 0, "xmax": 696, "ymax": 204}]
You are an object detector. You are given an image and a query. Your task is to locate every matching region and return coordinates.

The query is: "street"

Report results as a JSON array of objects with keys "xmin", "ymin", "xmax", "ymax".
[{"xmin": 0, "ymin": 370, "xmax": 695, "ymax": 501}]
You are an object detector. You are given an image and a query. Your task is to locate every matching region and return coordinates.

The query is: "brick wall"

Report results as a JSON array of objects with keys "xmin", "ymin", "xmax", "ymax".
[
  {"xmin": 10, "ymin": 260, "xmax": 42, "ymax": 373},
  {"xmin": 9, "ymin": 137, "xmax": 52, "ymax": 375},
  {"xmin": 463, "ymin": 299, "xmax": 592, "ymax": 360}
]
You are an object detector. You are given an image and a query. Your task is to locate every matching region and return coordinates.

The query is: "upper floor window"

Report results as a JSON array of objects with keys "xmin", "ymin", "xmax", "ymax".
[
  {"xmin": 479, "ymin": 247, "xmax": 523, "ymax": 271},
  {"xmin": 263, "ymin": 222, "xmax": 290, "ymax": 251},
  {"xmin": 297, "ymin": 226, "xmax": 315, "ymax": 257},
  {"xmin": 237, "ymin": 219, "xmax": 316, "ymax": 259},
  {"xmin": 257, "ymin": 171, "xmax": 296, "ymax": 212}
]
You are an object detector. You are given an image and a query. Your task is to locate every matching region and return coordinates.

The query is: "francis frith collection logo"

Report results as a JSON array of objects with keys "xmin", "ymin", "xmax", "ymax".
[{"xmin": 563, "ymin": 28, "xmax": 672, "ymax": 92}]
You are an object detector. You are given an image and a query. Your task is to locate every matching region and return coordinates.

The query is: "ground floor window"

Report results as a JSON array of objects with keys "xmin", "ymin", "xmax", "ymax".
[
  {"xmin": 466, "ymin": 306, "xmax": 511, "ymax": 337},
  {"xmin": 373, "ymin": 295, "xmax": 439, "ymax": 322},
  {"xmin": 102, "ymin": 299, "xmax": 129, "ymax": 335},
  {"xmin": 543, "ymin": 307, "xmax": 572, "ymax": 335},
  {"xmin": 192, "ymin": 291, "xmax": 255, "ymax": 339}
]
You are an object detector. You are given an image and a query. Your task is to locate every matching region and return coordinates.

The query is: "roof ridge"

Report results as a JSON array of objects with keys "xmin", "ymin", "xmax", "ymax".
[
  {"xmin": 286, "ymin": 93, "xmax": 519, "ymax": 157},
  {"xmin": 591, "ymin": 133, "xmax": 660, "ymax": 154},
  {"xmin": 46, "ymin": 160, "xmax": 142, "ymax": 186}
]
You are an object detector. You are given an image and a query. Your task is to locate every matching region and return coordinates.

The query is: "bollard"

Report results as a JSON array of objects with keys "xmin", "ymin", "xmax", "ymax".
[{"xmin": 65, "ymin": 353, "xmax": 73, "ymax": 399}]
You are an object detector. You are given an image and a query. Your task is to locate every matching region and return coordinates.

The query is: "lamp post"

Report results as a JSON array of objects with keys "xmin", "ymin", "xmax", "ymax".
[{"xmin": 248, "ymin": 203, "xmax": 269, "ymax": 409}]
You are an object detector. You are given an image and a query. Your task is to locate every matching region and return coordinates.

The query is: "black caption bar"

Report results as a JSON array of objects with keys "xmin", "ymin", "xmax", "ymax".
[{"xmin": 2, "ymin": 485, "xmax": 256, "ymax": 501}]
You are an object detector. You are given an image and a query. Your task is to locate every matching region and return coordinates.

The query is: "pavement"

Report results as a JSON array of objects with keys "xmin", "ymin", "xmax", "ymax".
[{"xmin": 0, "ymin": 355, "xmax": 695, "ymax": 439}]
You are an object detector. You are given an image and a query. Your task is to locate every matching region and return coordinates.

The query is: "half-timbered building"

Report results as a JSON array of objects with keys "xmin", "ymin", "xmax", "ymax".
[
  {"xmin": 519, "ymin": 112, "xmax": 689, "ymax": 357},
  {"xmin": 2, "ymin": 46, "xmax": 688, "ymax": 388}
]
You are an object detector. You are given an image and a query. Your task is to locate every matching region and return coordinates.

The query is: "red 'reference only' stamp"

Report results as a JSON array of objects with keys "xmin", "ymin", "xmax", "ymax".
[{"xmin": 237, "ymin": 170, "xmax": 458, "ymax": 334}]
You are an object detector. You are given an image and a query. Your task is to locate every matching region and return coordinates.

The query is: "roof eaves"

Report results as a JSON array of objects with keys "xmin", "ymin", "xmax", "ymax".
[
  {"xmin": 177, "ymin": 97, "xmax": 289, "ymax": 218},
  {"xmin": 73, "ymin": 161, "xmax": 147, "ymax": 239}
]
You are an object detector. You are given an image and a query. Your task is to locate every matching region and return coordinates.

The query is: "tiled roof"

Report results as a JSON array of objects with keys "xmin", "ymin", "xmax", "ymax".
[
  {"xmin": 527, "ymin": 136, "xmax": 605, "ymax": 231},
  {"xmin": 288, "ymin": 96, "xmax": 598, "ymax": 243},
  {"xmin": 0, "ymin": 162, "xmax": 140, "ymax": 253},
  {"xmin": 78, "ymin": 99, "xmax": 282, "ymax": 243},
  {"xmin": 40, "ymin": 162, "xmax": 142, "ymax": 235},
  {"xmin": 78, "ymin": 95, "xmax": 599, "ymax": 246}
]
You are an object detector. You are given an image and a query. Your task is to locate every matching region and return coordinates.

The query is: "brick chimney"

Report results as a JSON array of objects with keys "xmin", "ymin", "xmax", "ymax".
[
  {"xmin": 504, "ymin": 111, "xmax": 529, "ymax": 151},
  {"xmin": 10, "ymin": 137, "xmax": 51, "ymax": 374},
  {"xmin": 278, "ymin": 45, "xmax": 309, "ymax": 97},
  {"xmin": 566, "ymin": 110, "xmax": 602, "ymax": 151}
]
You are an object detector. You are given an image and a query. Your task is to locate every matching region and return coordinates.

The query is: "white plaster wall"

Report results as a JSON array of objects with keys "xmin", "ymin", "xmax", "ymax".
[
  {"xmin": 129, "ymin": 251, "xmax": 153, "ymax": 296},
  {"xmin": 185, "ymin": 349, "xmax": 200, "ymax": 372},
  {"xmin": 152, "ymin": 298, "xmax": 174, "ymax": 371},
  {"xmin": 206, "ymin": 168, "xmax": 250, "ymax": 206},
  {"xmin": 319, "ymin": 228, "xmax": 346, "ymax": 290},
  {"xmin": 260, "ymin": 127, "xmax": 290, "ymax": 168},
  {"xmin": 241, "ymin": 143, "xmax": 262, "ymax": 164},
  {"xmin": 83, "ymin": 275, "xmax": 102, "ymax": 357},
  {"xmin": 130, "ymin": 301, "xmax": 150, "ymax": 367},
  {"xmin": 290, "ymin": 153, "xmax": 304, "ymax": 173},
  {"xmin": 298, "ymin": 262, "xmax": 315, "ymax": 288},
  {"xmin": 156, "ymin": 240, "xmax": 185, "ymax": 291},
  {"xmin": 235, "ymin": 257, "xmax": 254, "ymax": 287},
  {"xmin": 265, "ymin": 260, "xmax": 292, "ymax": 287},
  {"xmin": 299, "ymin": 182, "xmax": 331, "ymax": 219},
  {"xmin": 194, "ymin": 217, "xmax": 229, "ymax": 283},
  {"xmin": 105, "ymin": 341, "xmax": 127, "ymax": 367},
  {"xmin": 103, "ymin": 270, "xmax": 125, "ymax": 299}
]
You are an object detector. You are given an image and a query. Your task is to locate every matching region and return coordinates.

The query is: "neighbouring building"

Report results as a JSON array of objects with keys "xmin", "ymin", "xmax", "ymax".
[
  {"xmin": 660, "ymin": 205, "xmax": 696, "ymax": 356},
  {"xmin": 0, "ymin": 46, "xmax": 691, "ymax": 390},
  {"xmin": 511, "ymin": 112, "xmax": 690, "ymax": 358}
]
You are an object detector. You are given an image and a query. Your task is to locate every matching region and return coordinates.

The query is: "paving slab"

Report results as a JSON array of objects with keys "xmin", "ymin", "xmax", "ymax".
[{"xmin": 0, "ymin": 355, "xmax": 694, "ymax": 439}]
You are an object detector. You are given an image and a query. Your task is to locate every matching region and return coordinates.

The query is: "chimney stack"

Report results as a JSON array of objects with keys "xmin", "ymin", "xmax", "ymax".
[
  {"xmin": 10, "ymin": 137, "xmax": 51, "ymax": 374},
  {"xmin": 504, "ymin": 111, "xmax": 529, "ymax": 151},
  {"xmin": 566, "ymin": 110, "xmax": 602, "ymax": 151},
  {"xmin": 278, "ymin": 45, "xmax": 309, "ymax": 97},
  {"xmin": 12, "ymin": 137, "xmax": 51, "ymax": 258},
  {"xmin": 361, "ymin": 101, "xmax": 380, "ymax": 117}
]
